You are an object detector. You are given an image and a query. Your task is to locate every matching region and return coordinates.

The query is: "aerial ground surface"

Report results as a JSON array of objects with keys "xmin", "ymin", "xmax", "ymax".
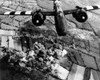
[{"xmin": 0, "ymin": 0, "xmax": 100, "ymax": 80}]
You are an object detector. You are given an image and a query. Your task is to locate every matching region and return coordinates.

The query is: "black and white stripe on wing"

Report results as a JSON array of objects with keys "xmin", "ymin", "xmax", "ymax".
[
  {"xmin": 3, "ymin": 11, "xmax": 33, "ymax": 15},
  {"xmin": 84, "ymin": 5, "xmax": 100, "ymax": 11}
]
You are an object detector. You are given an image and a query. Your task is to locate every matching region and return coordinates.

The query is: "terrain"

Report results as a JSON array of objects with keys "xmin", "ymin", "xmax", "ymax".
[{"xmin": 0, "ymin": 0, "xmax": 100, "ymax": 80}]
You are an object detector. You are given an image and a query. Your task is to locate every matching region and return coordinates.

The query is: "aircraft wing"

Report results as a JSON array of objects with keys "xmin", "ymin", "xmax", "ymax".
[
  {"xmin": 40, "ymin": 10, "xmax": 55, "ymax": 16},
  {"xmin": 63, "ymin": 5, "xmax": 100, "ymax": 15},
  {"xmin": 41, "ymin": 5, "xmax": 100, "ymax": 16},
  {"xmin": 0, "ymin": 9, "xmax": 55, "ymax": 16},
  {"xmin": 0, "ymin": 5, "xmax": 100, "ymax": 16}
]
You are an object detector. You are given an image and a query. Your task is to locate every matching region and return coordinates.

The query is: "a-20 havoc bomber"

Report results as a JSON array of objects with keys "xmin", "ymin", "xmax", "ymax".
[
  {"xmin": 1, "ymin": 0, "xmax": 100, "ymax": 80},
  {"xmin": 1, "ymin": 0, "xmax": 100, "ymax": 36}
]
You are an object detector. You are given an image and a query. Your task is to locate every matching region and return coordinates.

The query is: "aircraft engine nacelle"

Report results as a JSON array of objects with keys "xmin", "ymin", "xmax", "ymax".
[
  {"xmin": 32, "ymin": 11, "xmax": 46, "ymax": 26},
  {"xmin": 72, "ymin": 10, "xmax": 88, "ymax": 23}
]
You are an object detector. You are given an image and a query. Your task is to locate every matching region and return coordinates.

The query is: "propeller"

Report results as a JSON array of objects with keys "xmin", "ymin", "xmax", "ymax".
[{"xmin": 72, "ymin": 6, "xmax": 88, "ymax": 23}]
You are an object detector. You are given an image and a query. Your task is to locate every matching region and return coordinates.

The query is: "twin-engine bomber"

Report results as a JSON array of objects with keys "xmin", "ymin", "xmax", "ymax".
[{"xmin": 0, "ymin": 0, "xmax": 100, "ymax": 36}]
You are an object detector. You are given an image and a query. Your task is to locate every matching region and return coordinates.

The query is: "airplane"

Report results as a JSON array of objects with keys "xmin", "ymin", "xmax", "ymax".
[{"xmin": 0, "ymin": 0, "xmax": 100, "ymax": 36}]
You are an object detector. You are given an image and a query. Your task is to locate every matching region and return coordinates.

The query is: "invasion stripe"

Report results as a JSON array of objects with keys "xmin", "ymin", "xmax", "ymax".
[
  {"xmin": 20, "ymin": 11, "xmax": 26, "ymax": 15},
  {"xmin": 97, "ymin": 5, "xmax": 100, "ymax": 8},
  {"xmin": 10, "ymin": 11, "xmax": 15, "ymax": 15},
  {"xmin": 15, "ymin": 11, "xmax": 21, "ymax": 15},
  {"xmin": 92, "ymin": 6, "xmax": 99, "ymax": 9},
  {"xmin": 4, "ymin": 11, "xmax": 11, "ymax": 15},
  {"xmin": 84, "ymin": 5, "xmax": 100, "ymax": 11},
  {"xmin": 4, "ymin": 11, "xmax": 32, "ymax": 15},
  {"xmin": 85, "ymin": 6, "xmax": 94, "ymax": 10},
  {"xmin": 25, "ymin": 11, "xmax": 32, "ymax": 15}
]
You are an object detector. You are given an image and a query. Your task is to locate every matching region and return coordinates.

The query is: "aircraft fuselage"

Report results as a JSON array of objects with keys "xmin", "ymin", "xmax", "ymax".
[{"xmin": 54, "ymin": 0, "xmax": 67, "ymax": 36}]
